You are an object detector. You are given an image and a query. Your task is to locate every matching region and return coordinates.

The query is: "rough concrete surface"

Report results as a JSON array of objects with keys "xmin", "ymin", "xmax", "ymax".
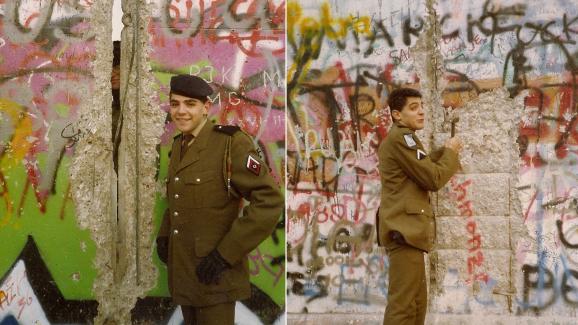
[
  {"xmin": 435, "ymin": 216, "xmax": 510, "ymax": 250},
  {"xmin": 69, "ymin": 1, "xmax": 164, "ymax": 324},
  {"xmin": 68, "ymin": 0, "xmax": 118, "ymax": 324}
]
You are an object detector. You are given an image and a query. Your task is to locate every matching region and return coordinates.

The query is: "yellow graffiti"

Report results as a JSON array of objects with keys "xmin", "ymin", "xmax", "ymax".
[
  {"xmin": 288, "ymin": 2, "xmax": 373, "ymax": 101},
  {"xmin": 0, "ymin": 98, "xmax": 33, "ymax": 170},
  {"xmin": 289, "ymin": 1, "xmax": 373, "ymax": 43},
  {"xmin": 0, "ymin": 289, "xmax": 6, "ymax": 307},
  {"xmin": 0, "ymin": 99, "xmax": 32, "ymax": 227}
]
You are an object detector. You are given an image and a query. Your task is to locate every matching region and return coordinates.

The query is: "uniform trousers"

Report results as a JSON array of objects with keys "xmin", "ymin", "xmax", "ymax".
[
  {"xmin": 383, "ymin": 243, "xmax": 427, "ymax": 325},
  {"xmin": 181, "ymin": 302, "xmax": 235, "ymax": 325}
]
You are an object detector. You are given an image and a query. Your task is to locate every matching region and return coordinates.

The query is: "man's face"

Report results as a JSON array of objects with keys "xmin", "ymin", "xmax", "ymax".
[
  {"xmin": 392, "ymin": 96, "xmax": 424, "ymax": 131},
  {"xmin": 169, "ymin": 93, "xmax": 209, "ymax": 134}
]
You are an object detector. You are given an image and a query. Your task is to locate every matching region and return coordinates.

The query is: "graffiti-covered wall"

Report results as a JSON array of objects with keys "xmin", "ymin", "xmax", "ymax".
[
  {"xmin": 0, "ymin": 0, "xmax": 285, "ymax": 324},
  {"xmin": 0, "ymin": 1, "xmax": 98, "ymax": 324},
  {"xmin": 287, "ymin": 0, "xmax": 578, "ymax": 323}
]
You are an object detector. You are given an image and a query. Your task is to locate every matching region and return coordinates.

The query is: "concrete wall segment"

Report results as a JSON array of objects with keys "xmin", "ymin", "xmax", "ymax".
[
  {"xmin": 287, "ymin": 0, "xmax": 578, "ymax": 322},
  {"xmin": 0, "ymin": 0, "xmax": 285, "ymax": 323}
]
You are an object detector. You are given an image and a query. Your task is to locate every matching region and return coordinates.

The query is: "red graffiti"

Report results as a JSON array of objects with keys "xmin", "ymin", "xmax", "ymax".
[
  {"xmin": 0, "ymin": 271, "xmax": 34, "ymax": 319},
  {"xmin": 449, "ymin": 177, "xmax": 489, "ymax": 284}
]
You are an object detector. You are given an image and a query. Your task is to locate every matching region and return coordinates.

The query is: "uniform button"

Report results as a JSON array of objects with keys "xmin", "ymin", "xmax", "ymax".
[
  {"xmin": 173, "ymin": 211, "xmax": 179, "ymax": 216},
  {"xmin": 175, "ymin": 177, "xmax": 179, "ymax": 182},
  {"xmin": 173, "ymin": 229, "xmax": 179, "ymax": 235},
  {"xmin": 421, "ymin": 209, "xmax": 425, "ymax": 213},
  {"xmin": 196, "ymin": 178, "xmax": 200, "ymax": 182},
  {"xmin": 174, "ymin": 194, "xmax": 179, "ymax": 199}
]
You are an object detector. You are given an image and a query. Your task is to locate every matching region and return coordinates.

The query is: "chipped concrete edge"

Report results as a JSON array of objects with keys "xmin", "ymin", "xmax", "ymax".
[
  {"xmin": 132, "ymin": 0, "xmax": 165, "ymax": 300},
  {"xmin": 69, "ymin": 0, "xmax": 116, "ymax": 324},
  {"xmin": 114, "ymin": 0, "xmax": 166, "ymax": 323}
]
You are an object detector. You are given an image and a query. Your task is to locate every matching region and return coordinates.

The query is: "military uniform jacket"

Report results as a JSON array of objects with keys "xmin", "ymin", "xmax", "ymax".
[
  {"xmin": 158, "ymin": 120, "xmax": 283, "ymax": 307},
  {"xmin": 377, "ymin": 123, "xmax": 459, "ymax": 252}
]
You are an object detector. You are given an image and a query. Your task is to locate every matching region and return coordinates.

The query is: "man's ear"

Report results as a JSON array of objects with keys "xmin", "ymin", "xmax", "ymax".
[{"xmin": 391, "ymin": 109, "xmax": 401, "ymax": 121}]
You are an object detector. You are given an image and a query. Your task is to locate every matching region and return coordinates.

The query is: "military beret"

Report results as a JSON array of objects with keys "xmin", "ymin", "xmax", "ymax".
[{"xmin": 170, "ymin": 74, "xmax": 213, "ymax": 100}]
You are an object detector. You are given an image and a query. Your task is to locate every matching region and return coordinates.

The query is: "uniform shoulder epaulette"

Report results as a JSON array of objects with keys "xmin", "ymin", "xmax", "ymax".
[{"xmin": 214, "ymin": 125, "xmax": 240, "ymax": 136}]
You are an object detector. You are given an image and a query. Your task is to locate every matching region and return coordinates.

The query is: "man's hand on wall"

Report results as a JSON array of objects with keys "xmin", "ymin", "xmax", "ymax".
[{"xmin": 445, "ymin": 136, "xmax": 463, "ymax": 153}]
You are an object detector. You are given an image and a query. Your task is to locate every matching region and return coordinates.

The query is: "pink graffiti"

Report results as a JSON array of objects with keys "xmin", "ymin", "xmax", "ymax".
[
  {"xmin": 248, "ymin": 247, "xmax": 284, "ymax": 286},
  {"xmin": 149, "ymin": 0, "xmax": 285, "ymax": 57}
]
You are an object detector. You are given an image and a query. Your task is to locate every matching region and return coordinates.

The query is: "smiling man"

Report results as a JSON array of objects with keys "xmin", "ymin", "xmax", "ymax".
[
  {"xmin": 156, "ymin": 74, "xmax": 283, "ymax": 325},
  {"xmin": 377, "ymin": 88, "xmax": 462, "ymax": 324}
]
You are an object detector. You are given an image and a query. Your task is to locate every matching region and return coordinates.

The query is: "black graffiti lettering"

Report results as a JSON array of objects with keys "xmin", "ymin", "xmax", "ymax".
[
  {"xmin": 440, "ymin": 13, "xmax": 459, "ymax": 39},
  {"xmin": 333, "ymin": 228, "xmax": 351, "ymax": 254},
  {"xmin": 402, "ymin": 16, "xmax": 423, "ymax": 46},
  {"xmin": 287, "ymin": 271, "xmax": 305, "ymax": 295},
  {"xmin": 561, "ymin": 269, "xmax": 578, "ymax": 306},
  {"xmin": 563, "ymin": 14, "xmax": 578, "ymax": 41},
  {"xmin": 364, "ymin": 20, "xmax": 394, "ymax": 57},
  {"xmin": 522, "ymin": 264, "xmax": 556, "ymax": 313},
  {"xmin": 467, "ymin": 0, "xmax": 525, "ymax": 52},
  {"xmin": 557, "ymin": 220, "xmax": 578, "ymax": 249},
  {"xmin": 61, "ymin": 123, "xmax": 81, "ymax": 148}
]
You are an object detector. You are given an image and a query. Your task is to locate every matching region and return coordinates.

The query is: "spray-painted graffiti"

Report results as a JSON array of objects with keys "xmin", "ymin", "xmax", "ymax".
[
  {"xmin": 288, "ymin": 0, "xmax": 578, "ymax": 319},
  {"xmin": 447, "ymin": 177, "xmax": 490, "ymax": 284},
  {"xmin": 1, "ymin": 0, "xmax": 285, "ymax": 324},
  {"xmin": 0, "ymin": 1, "xmax": 98, "ymax": 323}
]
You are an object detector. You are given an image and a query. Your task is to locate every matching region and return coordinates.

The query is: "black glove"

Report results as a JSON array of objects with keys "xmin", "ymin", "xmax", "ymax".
[
  {"xmin": 156, "ymin": 236, "xmax": 169, "ymax": 264},
  {"xmin": 196, "ymin": 250, "xmax": 231, "ymax": 285}
]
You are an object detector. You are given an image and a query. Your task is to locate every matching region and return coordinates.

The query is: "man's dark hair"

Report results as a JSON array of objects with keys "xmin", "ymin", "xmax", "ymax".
[{"xmin": 388, "ymin": 88, "xmax": 422, "ymax": 122}]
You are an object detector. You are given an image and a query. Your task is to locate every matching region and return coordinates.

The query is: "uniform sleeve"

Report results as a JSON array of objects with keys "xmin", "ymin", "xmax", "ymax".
[
  {"xmin": 429, "ymin": 147, "xmax": 445, "ymax": 162},
  {"xmin": 216, "ymin": 132, "xmax": 284, "ymax": 265},
  {"xmin": 393, "ymin": 134, "xmax": 459, "ymax": 191}
]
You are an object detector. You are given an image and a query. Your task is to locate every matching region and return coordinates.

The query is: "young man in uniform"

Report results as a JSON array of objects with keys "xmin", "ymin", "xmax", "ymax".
[
  {"xmin": 377, "ymin": 88, "xmax": 463, "ymax": 324},
  {"xmin": 156, "ymin": 74, "xmax": 283, "ymax": 325}
]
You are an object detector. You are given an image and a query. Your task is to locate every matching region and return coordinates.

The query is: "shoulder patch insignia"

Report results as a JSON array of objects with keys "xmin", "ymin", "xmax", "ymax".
[
  {"xmin": 417, "ymin": 149, "xmax": 427, "ymax": 160},
  {"xmin": 246, "ymin": 155, "xmax": 261, "ymax": 176},
  {"xmin": 214, "ymin": 125, "xmax": 240, "ymax": 136},
  {"xmin": 403, "ymin": 134, "xmax": 417, "ymax": 147}
]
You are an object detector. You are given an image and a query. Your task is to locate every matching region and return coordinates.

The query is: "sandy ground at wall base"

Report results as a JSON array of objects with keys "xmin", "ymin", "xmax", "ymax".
[{"xmin": 288, "ymin": 313, "xmax": 578, "ymax": 324}]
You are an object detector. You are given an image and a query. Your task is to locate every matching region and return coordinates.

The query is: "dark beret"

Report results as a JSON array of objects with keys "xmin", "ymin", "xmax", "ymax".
[{"xmin": 170, "ymin": 74, "xmax": 213, "ymax": 100}]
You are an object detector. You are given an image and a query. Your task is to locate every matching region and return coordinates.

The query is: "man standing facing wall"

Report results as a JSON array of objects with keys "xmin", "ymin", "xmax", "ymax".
[
  {"xmin": 156, "ymin": 74, "xmax": 284, "ymax": 325},
  {"xmin": 377, "ymin": 88, "xmax": 462, "ymax": 324}
]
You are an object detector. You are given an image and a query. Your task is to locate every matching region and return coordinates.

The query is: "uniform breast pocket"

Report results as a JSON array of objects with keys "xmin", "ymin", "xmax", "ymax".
[{"xmin": 185, "ymin": 170, "xmax": 229, "ymax": 208}]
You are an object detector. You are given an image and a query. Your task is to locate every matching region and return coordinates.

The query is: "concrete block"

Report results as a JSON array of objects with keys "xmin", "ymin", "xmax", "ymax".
[
  {"xmin": 432, "ymin": 87, "xmax": 523, "ymax": 175},
  {"xmin": 431, "ymin": 249, "xmax": 514, "ymax": 314},
  {"xmin": 436, "ymin": 173, "xmax": 511, "ymax": 217},
  {"xmin": 433, "ymin": 132, "xmax": 515, "ymax": 174},
  {"xmin": 435, "ymin": 216, "xmax": 510, "ymax": 250}
]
